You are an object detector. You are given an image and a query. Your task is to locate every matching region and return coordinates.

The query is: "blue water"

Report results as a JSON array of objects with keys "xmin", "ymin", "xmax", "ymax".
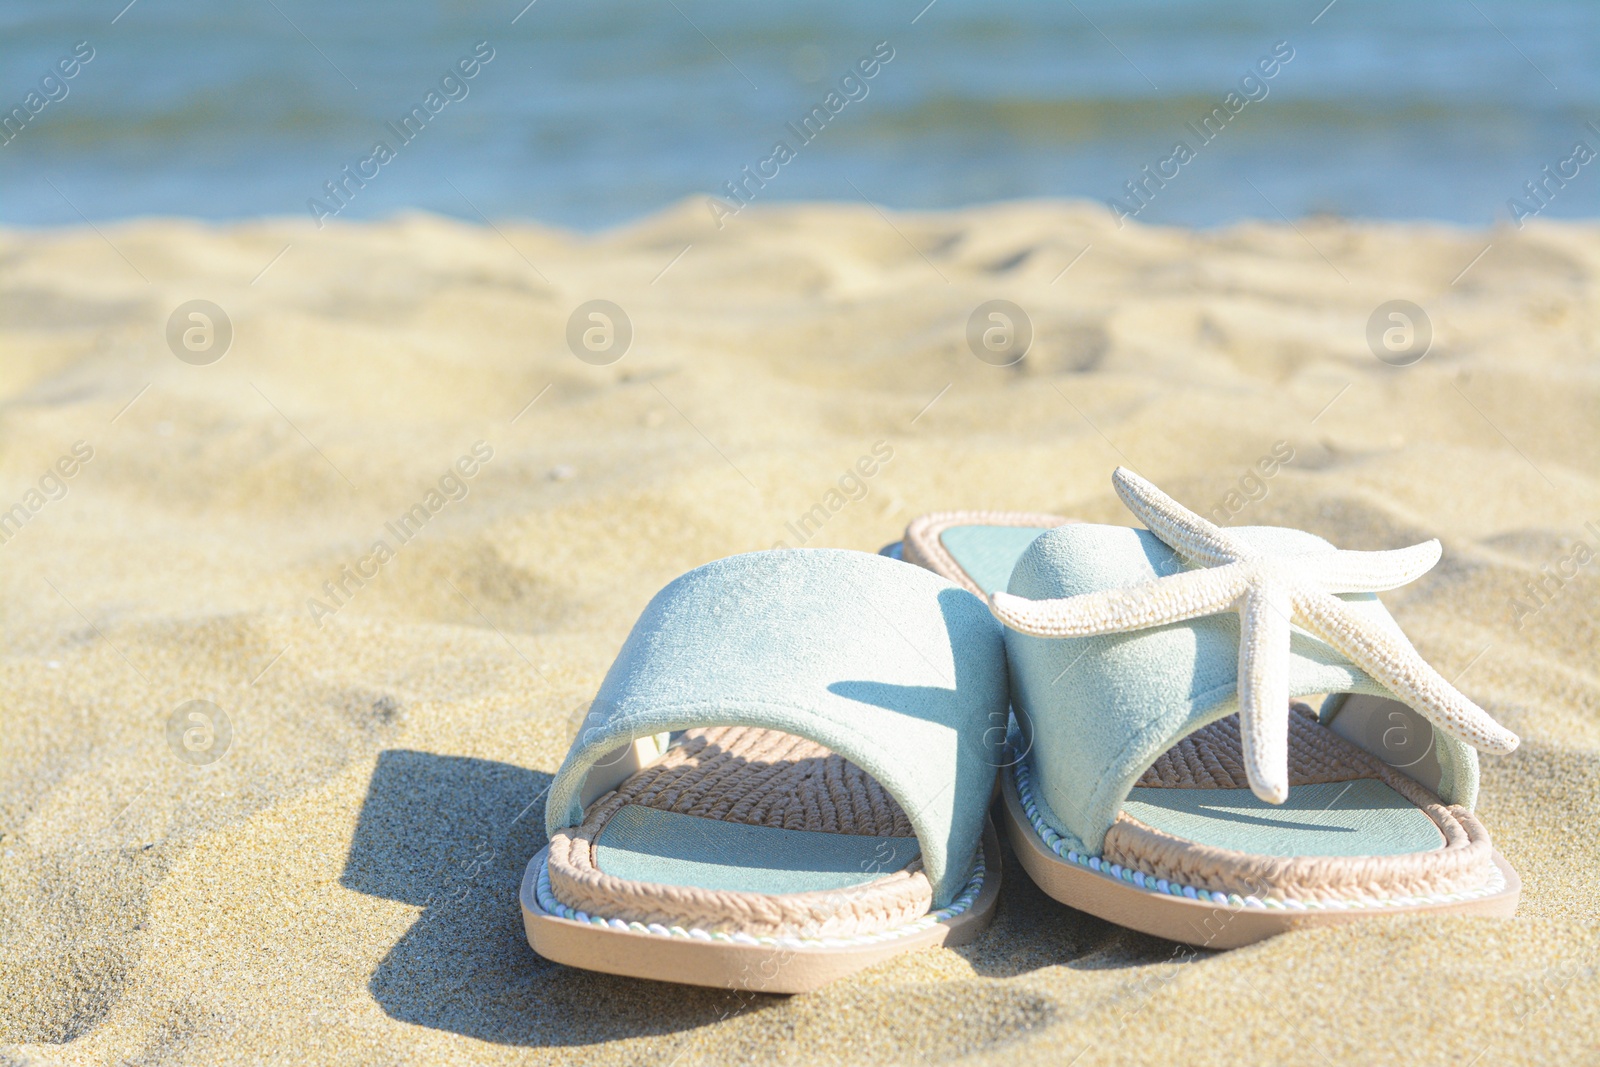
[{"xmin": 3, "ymin": 0, "xmax": 1598, "ymax": 229}]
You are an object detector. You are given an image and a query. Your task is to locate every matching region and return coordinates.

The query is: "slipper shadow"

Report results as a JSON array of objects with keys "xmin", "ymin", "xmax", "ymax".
[
  {"xmin": 343, "ymin": 749, "xmax": 781, "ymax": 1047},
  {"xmin": 948, "ymin": 811, "xmax": 1200, "ymax": 979}
]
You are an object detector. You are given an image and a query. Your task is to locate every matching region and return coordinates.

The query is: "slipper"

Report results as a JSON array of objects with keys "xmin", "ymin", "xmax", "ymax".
[
  {"xmin": 521, "ymin": 549, "xmax": 1008, "ymax": 991},
  {"xmin": 896, "ymin": 469, "xmax": 1520, "ymax": 948},
  {"xmin": 894, "ymin": 510, "xmax": 1076, "ymax": 597}
]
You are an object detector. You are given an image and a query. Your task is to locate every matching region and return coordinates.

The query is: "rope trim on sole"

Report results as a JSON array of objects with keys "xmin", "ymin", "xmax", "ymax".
[
  {"xmin": 1012, "ymin": 756, "xmax": 1508, "ymax": 911},
  {"xmin": 534, "ymin": 849, "xmax": 987, "ymax": 949}
]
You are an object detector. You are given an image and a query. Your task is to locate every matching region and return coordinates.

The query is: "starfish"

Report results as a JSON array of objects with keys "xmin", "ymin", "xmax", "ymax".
[{"xmin": 989, "ymin": 467, "xmax": 1519, "ymax": 804}]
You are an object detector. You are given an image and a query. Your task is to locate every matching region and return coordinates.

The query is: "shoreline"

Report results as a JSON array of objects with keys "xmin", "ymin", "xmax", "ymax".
[{"xmin": 8, "ymin": 193, "xmax": 1599, "ymax": 240}]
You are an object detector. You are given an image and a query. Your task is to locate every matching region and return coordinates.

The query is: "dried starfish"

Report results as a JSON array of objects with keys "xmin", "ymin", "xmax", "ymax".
[{"xmin": 990, "ymin": 467, "xmax": 1519, "ymax": 804}]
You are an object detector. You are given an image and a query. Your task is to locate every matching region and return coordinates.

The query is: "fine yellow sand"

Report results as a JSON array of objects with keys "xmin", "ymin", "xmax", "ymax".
[{"xmin": 2, "ymin": 202, "xmax": 1597, "ymax": 1066}]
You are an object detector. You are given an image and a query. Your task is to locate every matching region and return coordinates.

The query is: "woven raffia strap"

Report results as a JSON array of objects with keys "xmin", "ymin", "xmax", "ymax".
[
  {"xmin": 586, "ymin": 727, "xmax": 915, "ymax": 835},
  {"xmin": 1136, "ymin": 703, "xmax": 1375, "ymax": 789},
  {"xmin": 546, "ymin": 727, "xmax": 935, "ymax": 937}
]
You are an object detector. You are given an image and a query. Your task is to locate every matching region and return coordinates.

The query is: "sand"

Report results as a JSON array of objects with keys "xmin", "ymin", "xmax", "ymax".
[{"xmin": 1, "ymin": 200, "xmax": 1597, "ymax": 1066}]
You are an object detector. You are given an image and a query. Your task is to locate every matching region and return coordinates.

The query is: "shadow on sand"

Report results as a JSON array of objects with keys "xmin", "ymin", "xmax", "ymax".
[
  {"xmin": 342, "ymin": 748, "xmax": 1197, "ymax": 1049},
  {"xmin": 342, "ymin": 749, "xmax": 787, "ymax": 1047}
]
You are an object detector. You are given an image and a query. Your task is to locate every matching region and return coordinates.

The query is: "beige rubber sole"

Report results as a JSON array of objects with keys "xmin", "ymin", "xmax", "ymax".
[
  {"xmin": 999, "ymin": 765, "xmax": 1519, "ymax": 949},
  {"xmin": 522, "ymin": 819, "xmax": 1003, "ymax": 993}
]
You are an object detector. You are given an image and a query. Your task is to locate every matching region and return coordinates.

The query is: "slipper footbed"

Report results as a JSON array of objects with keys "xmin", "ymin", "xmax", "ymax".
[
  {"xmin": 1096, "ymin": 706, "xmax": 1495, "ymax": 901},
  {"xmin": 545, "ymin": 727, "xmax": 940, "ymax": 938}
]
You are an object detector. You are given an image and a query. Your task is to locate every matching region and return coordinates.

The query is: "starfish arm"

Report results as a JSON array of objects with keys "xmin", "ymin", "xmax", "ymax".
[
  {"xmin": 1237, "ymin": 579, "xmax": 1293, "ymax": 803},
  {"xmin": 989, "ymin": 563, "xmax": 1251, "ymax": 638},
  {"xmin": 1309, "ymin": 540, "xmax": 1442, "ymax": 594},
  {"xmin": 1111, "ymin": 467, "xmax": 1249, "ymax": 567},
  {"xmin": 1293, "ymin": 588, "xmax": 1520, "ymax": 755}
]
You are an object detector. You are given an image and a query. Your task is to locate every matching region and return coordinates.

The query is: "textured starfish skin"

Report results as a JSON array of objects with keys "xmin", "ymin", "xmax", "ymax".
[{"xmin": 990, "ymin": 467, "xmax": 1520, "ymax": 804}]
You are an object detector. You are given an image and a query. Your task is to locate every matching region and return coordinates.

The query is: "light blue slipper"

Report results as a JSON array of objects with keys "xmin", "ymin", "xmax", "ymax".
[
  {"xmin": 522, "ymin": 548, "xmax": 1008, "ymax": 991},
  {"xmin": 897, "ymin": 481, "xmax": 1520, "ymax": 948}
]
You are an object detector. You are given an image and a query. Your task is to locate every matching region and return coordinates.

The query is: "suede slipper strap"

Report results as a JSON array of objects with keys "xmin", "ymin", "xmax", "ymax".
[
  {"xmin": 544, "ymin": 549, "xmax": 1009, "ymax": 907},
  {"xmin": 1004, "ymin": 524, "xmax": 1480, "ymax": 854}
]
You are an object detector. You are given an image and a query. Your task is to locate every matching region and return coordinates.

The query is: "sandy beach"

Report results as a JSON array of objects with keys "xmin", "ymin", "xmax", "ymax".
[{"xmin": 2, "ymin": 202, "xmax": 1598, "ymax": 1065}]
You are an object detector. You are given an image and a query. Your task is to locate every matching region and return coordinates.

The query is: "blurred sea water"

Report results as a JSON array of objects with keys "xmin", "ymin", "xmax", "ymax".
[{"xmin": 2, "ymin": 0, "xmax": 1598, "ymax": 230}]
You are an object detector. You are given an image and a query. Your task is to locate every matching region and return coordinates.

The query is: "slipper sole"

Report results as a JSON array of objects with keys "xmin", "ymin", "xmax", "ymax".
[
  {"xmin": 521, "ymin": 819, "xmax": 1003, "ymax": 993},
  {"xmin": 998, "ymin": 765, "xmax": 1519, "ymax": 949}
]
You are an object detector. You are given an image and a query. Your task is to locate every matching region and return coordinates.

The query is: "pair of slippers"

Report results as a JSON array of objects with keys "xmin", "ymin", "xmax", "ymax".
[{"xmin": 521, "ymin": 469, "xmax": 1521, "ymax": 992}]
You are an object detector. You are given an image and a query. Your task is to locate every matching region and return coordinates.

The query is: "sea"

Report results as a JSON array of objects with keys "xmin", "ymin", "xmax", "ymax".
[{"xmin": 3, "ymin": 0, "xmax": 1598, "ymax": 230}]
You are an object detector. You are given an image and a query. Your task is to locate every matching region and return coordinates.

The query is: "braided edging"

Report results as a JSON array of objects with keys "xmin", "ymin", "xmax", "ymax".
[
  {"xmin": 1015, "ymin": 754, "xmax": 1505, "ymax": 909},
  {"xmin": 535, "ymin": 848, "xmax": 987, "ymax": 948},
  {"xmin": 1105, "ymin": 711, "xmax": 1496, "ymax": 900},
  {"xmin": 547, "ymin": 820, "xmax": 933, "ymax": 938}
]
